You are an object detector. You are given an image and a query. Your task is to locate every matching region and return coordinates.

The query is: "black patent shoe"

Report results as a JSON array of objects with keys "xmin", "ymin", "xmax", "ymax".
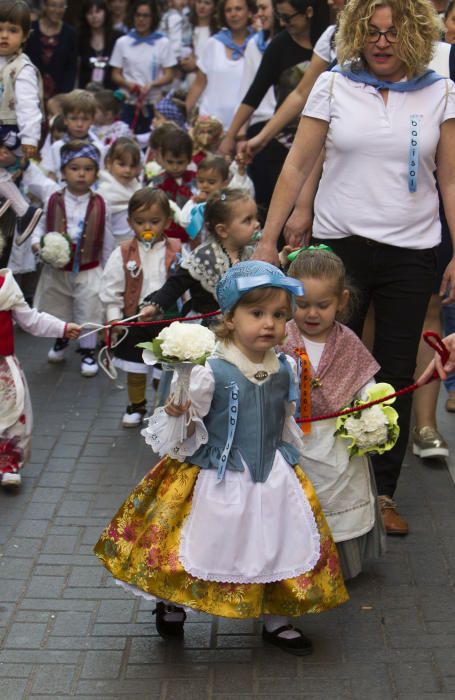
[
  {"xmin": 153, "ymin": 602, "xmax": 186, "ymax": 637},
  {"xmin": 262, "ymin": 625, "xmax": 313, "ymax": 656}
]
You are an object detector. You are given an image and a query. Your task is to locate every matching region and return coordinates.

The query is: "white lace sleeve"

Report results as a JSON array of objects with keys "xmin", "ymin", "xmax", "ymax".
[{"xmin": 141, "ymin": 363, "xmax": 215, "ymax": 459}]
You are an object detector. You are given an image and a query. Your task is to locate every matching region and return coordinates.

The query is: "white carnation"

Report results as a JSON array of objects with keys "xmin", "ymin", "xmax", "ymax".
[
  {"xmin": 40, "ymin": 232, "xmax": 72, "ymax": 268},
  {"xmin": 158, "ymin": 322, "xmax": 216, "ymax": 362},
  {"xmin": 344, "ymin": 406, "xmax": 388, "ymax": 449}
]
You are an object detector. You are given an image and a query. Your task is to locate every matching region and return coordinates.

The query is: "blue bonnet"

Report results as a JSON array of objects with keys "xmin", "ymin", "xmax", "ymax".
[{"xmin": 216, "ymin": 261, "xmax": 304, "ymax": 313}]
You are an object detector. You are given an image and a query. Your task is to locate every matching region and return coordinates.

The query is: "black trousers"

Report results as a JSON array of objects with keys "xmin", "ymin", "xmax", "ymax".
[
  {"xmin": 246, "ymin": 122, "xmax": 288, "ymax": 223},
  {"xmin": 313, "ymin": 236, "xmax": 437, "ymax": 497}
]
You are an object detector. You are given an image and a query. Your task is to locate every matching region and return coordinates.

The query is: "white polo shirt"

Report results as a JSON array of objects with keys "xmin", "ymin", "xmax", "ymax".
[
  {"xmin": 109, "ymin": 34, "xmax": 176, "ymax": 104},
  {"xmin": 197, "ymin": 38, "xmax": 246, "ymax": 130},
  {"xmin": 303, "ymin": 71, "xmax": 455, "ymax": 249},
  {"xmin": 313, "ymin": 24, "xmax": 337, "ymax": 65}
]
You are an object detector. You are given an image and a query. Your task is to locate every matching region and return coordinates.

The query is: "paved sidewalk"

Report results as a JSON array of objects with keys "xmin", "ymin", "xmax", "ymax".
[{"xmin": 1, "ymin": 328, "xmax": 455, "ymax": 700}]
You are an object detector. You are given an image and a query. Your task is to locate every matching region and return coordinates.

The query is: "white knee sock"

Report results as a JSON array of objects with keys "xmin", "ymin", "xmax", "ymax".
[
  {"xmin": 0, "ymin": 180, "xmax": 29, "ymax": 217},
  {"xmin": 263, "ymin": 614, "xmax": 300, "ymax": 639}
]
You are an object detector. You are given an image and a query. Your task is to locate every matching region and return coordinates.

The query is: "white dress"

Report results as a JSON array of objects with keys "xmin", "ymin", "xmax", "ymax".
[
  {"xmin": 0, "ymin": 269, "xmax": 66, "ymax": 473},
  {"xmin": 298, "ymin": 337, "xmax": 376, "ymax": 543}
]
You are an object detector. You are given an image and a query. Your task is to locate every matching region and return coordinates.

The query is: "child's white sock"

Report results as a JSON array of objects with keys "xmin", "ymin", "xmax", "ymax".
[
  {"xmin": 0, "ymin": 180, "xmax": 29, "ymax": 217},
  {"xmin": 263, "ymin": 614, "xmax": 301, "ymax": 639}
]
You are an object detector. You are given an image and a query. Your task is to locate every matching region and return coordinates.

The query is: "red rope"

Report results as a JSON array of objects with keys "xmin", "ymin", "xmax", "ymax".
[
  {"xmin": 296, "ymin": 331, "xmax": 450, "ymax": 425},
  {"xmin": 296, "ymin": 382, "xmax": 418, "ymax": 424},
  {"xmin": 108, "ymin": 316, "xmax": 449, "ymax": 426}
]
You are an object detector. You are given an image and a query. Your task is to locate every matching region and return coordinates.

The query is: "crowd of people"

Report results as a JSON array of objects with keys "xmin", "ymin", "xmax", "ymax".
[{"xmin": 1, "ymin": 0, "xmax": 455, "ymax": 656}]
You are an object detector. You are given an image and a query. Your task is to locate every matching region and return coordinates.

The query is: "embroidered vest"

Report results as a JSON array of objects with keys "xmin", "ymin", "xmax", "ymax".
[
  {"xmin": 0, "ymin": 277, "xmax": 13, "ymax": 356},
  {"xmin": 0, "ymin": 52, "xmax": 43, "ymax": 126},
  {"xmin": 153, "ymin": 171, "xmax": 195, "ymax": 208},
  {"xmin": 120, "ymin": 237, "xmax": 182, "ymax": 316},
  {"xmin": 46, "ymin": 190, "xmax": 106, "ymax": 271},
  {"xmin": 191, "ymin": 357, "xmax": 300, "ymax": 483}
]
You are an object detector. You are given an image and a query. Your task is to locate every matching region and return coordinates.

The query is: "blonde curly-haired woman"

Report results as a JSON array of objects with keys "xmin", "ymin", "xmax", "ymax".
[{"xmin": 257, "ymin": 0, "xmax": 455, "ymax": 536}]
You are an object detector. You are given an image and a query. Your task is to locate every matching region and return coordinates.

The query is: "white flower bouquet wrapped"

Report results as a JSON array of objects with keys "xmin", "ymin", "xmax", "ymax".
[
  {"xmin": 40, "ymin": 231, "xmax": 72, "ymax": 268},
  {"xmin": 138, "ymin": 321, "xmax": 216, "ymax": 365},
  {"xmin": 334, "ymin": 383, "xmax": 399, "ymax": 457},
  {"xmin": 138, "ymin": 322, "xmax": 216, "ymax": 452}
]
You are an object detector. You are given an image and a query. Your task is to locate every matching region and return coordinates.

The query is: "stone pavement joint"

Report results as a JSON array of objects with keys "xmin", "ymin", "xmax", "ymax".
[{"xmin": 1, "ymin": 330, "xmax": 455, "ymax": 698}]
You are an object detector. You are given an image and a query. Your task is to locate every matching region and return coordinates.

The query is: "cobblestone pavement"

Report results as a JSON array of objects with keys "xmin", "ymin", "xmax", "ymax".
[{"xmin": 1, "ymin": 328, "xmax": 455, "ymax": 700}]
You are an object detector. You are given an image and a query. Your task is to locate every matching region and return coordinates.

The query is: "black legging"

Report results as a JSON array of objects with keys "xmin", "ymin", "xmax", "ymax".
[
  {"xmin": 246, "ymin": 121, "xmax": 289, "ymax": 223},
  {"xmin": 313, "ymin": 235, "xmax": 437, "ymax": 498}
]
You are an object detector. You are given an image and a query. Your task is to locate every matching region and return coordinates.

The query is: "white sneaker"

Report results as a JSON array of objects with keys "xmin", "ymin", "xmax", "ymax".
[
  {"xmin": 48, "ymin": 338, "xmax": 68, "ymax": 363},
  {"xmin": 1, "ymin": 472, "xmax": 21, "ymax": 487},
  {"xmin": 80, "ymin": 351, "xmax": 99, "ymax": 377},
  {"xmin": 122, "ymin": 402, "xmax": 147, "ymax": 428}
]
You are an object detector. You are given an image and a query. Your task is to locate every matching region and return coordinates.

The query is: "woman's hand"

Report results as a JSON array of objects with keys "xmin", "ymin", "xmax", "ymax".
[
  {"xmin": 417, "ymin": 333, "xmax": 455, "ymax": 384},
  {"xmin": 164, "ymin": 397, "xmax": 191, "ymax": 416},
  {"xmin": 284, "ymin": 207, "xmax": 313, "ymax": 248},
  {"xmin": 219, "ymin": 135, "xmax": 235, "ymax": 157},
  {"xmin": 243, "ymin": 133, "xmax": 266, "ymax": 161},
  {"xmin": 440, "ymin": 257, "xmax": 455, "ymax": 304},
  {"xmin": 252, "ymin": 239, "xmax": 280, "ymax": 267}
]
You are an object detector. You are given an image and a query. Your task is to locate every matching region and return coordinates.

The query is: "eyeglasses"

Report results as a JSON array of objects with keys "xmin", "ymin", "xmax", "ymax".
[
  {"xmin": 274, "ymin": 9, "xmax": 301, "ymax": 23},
  {"xmin": 366, "ymin": 28, "xmax": 398, "ymax": 43},
  {"xmin": 135, "ymin": 11, "xmax": 152, "ymax": 18}
]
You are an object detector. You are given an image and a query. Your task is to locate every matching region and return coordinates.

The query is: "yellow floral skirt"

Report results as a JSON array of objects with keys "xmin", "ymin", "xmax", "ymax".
[{"xmin": 94, "ymin": 457, "xmax": 349, "ymax": 619}]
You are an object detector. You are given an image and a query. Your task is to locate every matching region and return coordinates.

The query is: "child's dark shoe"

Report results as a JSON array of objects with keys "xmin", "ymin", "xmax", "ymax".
[
  {"xmin": 153, "ymin": 602, "xmax": 186, "ymax": 638},
  {"xmin": 262, "ymin": 625, "xmax": 313, "ymax": 656}
]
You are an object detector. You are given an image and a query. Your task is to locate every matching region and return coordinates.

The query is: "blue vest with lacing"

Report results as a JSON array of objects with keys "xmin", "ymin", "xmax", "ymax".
[{"xmin": 191, "ymin": 355, "xmax": 300, "ymax": 483}]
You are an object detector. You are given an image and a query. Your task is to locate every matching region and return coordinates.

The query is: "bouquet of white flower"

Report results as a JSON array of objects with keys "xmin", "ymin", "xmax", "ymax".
[
  {"xmin": 334, "ymin": 383, "xmax": 399, "ymax": 457},
  {"xmin": 40, "ymin": 231, "xmax": 72, "ymax": 268},
  {"xmin": 138, "ymin": 321, "xmax": 216, "ymax": 366},
  {"xmin": 139, "ymin": 322, "xmax": 216, "ymax": 452}
]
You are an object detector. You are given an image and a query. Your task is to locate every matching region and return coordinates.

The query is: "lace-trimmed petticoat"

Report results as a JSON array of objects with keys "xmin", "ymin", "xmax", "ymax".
[{"xmin": 94, "ymin": 454, "xmax": 348, "ymax": 619}]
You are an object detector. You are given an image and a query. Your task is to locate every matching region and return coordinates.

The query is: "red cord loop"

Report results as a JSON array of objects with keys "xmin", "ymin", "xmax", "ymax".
[{"xmin": 296, "ymin": 331, "xmax": 448, "ymax": 424}]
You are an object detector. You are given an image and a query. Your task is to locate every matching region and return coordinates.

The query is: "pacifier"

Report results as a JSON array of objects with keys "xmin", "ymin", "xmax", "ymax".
[{"xmin": 142, "ymin": 230, "xmax": 157, "ymax": 242}]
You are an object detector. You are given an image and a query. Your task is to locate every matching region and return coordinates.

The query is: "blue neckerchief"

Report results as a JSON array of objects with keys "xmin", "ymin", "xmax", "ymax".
[
  {"xmin": 213, "ymin": 27, "xmax": 255, "ymax": 60},
  {"xmin": 186, "ymin": 202, "xmax": 206, "ymax": 240},
  {"xmin": 127, "ymin": 29, "xmax": 165, "ymax": 46},
  {"xmin": 332, "ymin": 63, "xmax": 445, "ymax": 91},
  {"xmin": 254, "ymin": 29, "xmax": 269, "ymax": 54}
]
